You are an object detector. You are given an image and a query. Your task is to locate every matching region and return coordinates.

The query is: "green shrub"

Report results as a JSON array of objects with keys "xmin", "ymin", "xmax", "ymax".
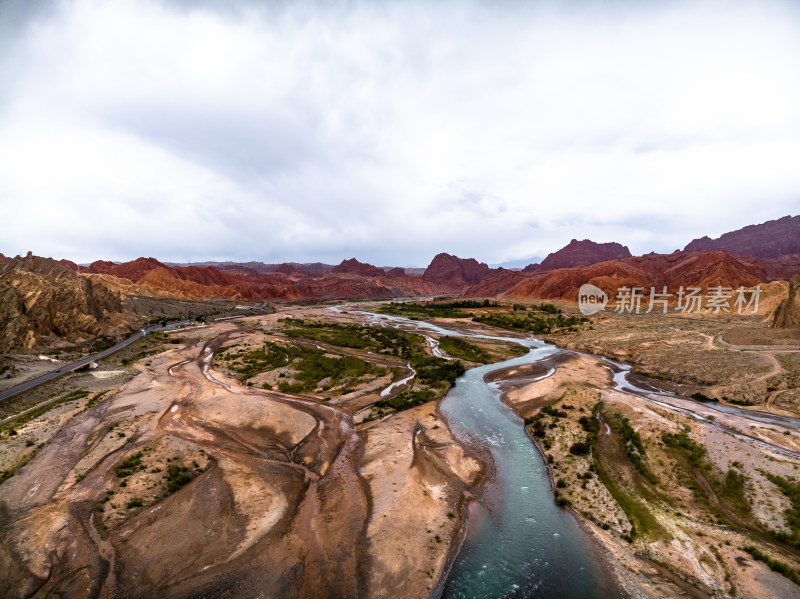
[
  {"xmin": 662, "ymin": 429, "xmax": 706, "ymax": 467},
  {"xmin": 569, "ymin": 441, "xmax": 590, "ymax": 455},
  {"xmin": 114, "ymin": 452, "xmax": 143, "ymax": 478},
  {"xmin": 609, "ymin": 415, "xmax": 658, "ymax": 484},
  {"xmin": 690, "ymin": 392, "xmax": 716, "ymax": 402},
  {"xmin": 764, "ymin": 474, "xmax": 800, "ymax": 547},
  {"xmin": 374, "ymin": 389, "xmax": 437, "ymax": 412},
  {"xmin": 742, "ymin": 546, "xmax": 800, "ymax": 584},
  {"xmin": 164, "ymin": 464, "xmax": 195, "ymax": 493}
]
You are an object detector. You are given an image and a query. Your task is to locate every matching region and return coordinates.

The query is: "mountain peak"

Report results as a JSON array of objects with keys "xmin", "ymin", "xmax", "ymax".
[
  {"xmin": 538, "ymin": 239, "xmax": 631, "ymax": 271},
  {"xmin": 331, "ymin": 258, "xmax": 385, "ymax": 277},
  {"xmin": 423, "ymin": 253, "xmax": 494, "ymax": 289}
]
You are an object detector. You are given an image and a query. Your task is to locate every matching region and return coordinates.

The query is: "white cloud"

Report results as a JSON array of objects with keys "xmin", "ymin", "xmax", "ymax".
[{"xmin": 1, "ymin": 0, "xmax": 798, "ymax": 265}]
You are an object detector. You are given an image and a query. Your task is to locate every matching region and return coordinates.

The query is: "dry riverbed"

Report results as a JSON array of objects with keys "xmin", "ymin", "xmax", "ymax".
[{"xmin": 0, "ymin": 308, "xmax": 490, "ymax": 598}]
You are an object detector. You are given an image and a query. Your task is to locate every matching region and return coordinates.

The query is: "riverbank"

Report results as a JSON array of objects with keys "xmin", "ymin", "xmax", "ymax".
[
  {"xmin": 516, "ymin": 391, "xmax": 637, "ymax": 599},
  {"xmin": 494, "ymin": 343, "xmax": 800, "ymax": 599},
  {"xmin": 357, "ymin": 399, "xmax": 485, "ymax": 598}
]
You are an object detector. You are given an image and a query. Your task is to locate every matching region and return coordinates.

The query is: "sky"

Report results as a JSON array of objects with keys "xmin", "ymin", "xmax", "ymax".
[{"xmin": 1, "ymin": 0, "xmax": 799, "ymax": 267}]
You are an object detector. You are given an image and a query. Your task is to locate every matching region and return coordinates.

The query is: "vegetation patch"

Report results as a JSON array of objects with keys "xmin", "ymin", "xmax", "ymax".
[
  {"xmin": 438, "ymin": 337, "xmax": 491, "ymax": 363},
  {"xmin": 374, "ymin": 389, "xmax": 437, "ymax": 412},
  {"xmin": 525, "ymin": 404, "xmax": 571, "ymax": 449},
  {"xmin": 764, "ymin": 473, "xmax": 800, "ymax": 547},
  {"xmin": 278, "ymin": 353, "xmax": 380, "ymax": 394},
  {"xmin": 115, "ymin": 452, "xmax": 144, "ymax": 478},
  {"xmin": 690, "ymin": 392, "xmax": 717, "ymax": 402},
  {"xmin": 608, "ymin": 414, "xmax": 659, "ymax": 484},
  {"xmin": 282, "ymin": 320, "xmax": 420, "ymax": 355},
  {"xmin": 278, "ymin": 320, "xmax": 464, "ymax": 401},
  {"xmin": 413, "ymin": 355, "xmax": 465, "ymax": 388},
  {"xmin": 376, "ymin": 300, "xmax": 489, "ymax": 319},
  {"xmin": 742, "ymin": 546, "xmax": 800, "ymax": 585},
  {"xmin": 1, "ymin": 389, "xmax": 90, "ymax": 434},
  {"xmin": 594, "ymin": 405, "xmax": 664, "ymax": 540},
  {"xmin": 661, "ymin": 428, "xmax": 706, "ymax": 467},
  {"xmin": 473, "ymin": 312, "xmax": 588, "ymax": 335},
  {"xmin": 216, "ymin": 338, "xmax": 386, "ymax": 394},
  {"xmin": 165, "ymin": 463, "xmax": 194, "ymax": 493},
  {"xmin": 662, "ymin": 427, "xmax": 751, "ymax": 521},
  {"xmin": 721, "ymin": 469, "xmax": 750, "ymax": 514},
  {"xmin": 592, "ymin": 448, "xmax": 662, "ymax": 541}
]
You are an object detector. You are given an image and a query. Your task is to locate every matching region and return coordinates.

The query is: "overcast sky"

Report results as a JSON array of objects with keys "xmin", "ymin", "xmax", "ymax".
[{"xmin": 1, "ymin": 0, "xmax": 798, "ymax": 267}]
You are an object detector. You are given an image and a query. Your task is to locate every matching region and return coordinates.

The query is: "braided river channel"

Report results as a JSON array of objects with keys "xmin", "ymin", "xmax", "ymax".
[{"xmin": 345, "ymin": 308, "xmax": 620, "ymax": 598}]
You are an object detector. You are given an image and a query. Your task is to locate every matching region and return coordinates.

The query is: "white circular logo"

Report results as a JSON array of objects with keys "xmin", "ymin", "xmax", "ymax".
[{"xmin": 578, "ymin": 283, "xmax": 608, "ymax": 315}]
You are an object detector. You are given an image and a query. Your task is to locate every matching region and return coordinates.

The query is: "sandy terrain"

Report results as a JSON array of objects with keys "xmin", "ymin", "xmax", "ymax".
[
  {"xmin": 0, "ymin": 308, "xmax": 487, "ymax": 598},
  {"xmin": 359, "ymin": 402, "xmax": 482, "ymax": 597}
]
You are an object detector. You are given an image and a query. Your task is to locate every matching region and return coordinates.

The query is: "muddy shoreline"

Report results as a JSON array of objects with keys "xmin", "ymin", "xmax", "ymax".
[{"xmin": 430, "ymin": 401, "xmax": 497, "ymax": 599}]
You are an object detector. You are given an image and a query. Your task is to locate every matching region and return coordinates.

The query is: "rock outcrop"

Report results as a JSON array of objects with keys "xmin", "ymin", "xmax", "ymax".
[
  {"xmin": 422, "ymin": 253, "xmax": 496, "ymax": 291},
  {"xmin": 684, "ymin": 215, "xmax": 800, "ymax": 261},
  {"xmin": 537, "ymin": 239, "xmax": 632, "ymax": 271},
  {"xmin": 774, "ymin": 275, "xmax": 800, "ymax": 328},
  {"xmin": 0, "ymin": 253, "xmax": 134, "ymax": 350}
]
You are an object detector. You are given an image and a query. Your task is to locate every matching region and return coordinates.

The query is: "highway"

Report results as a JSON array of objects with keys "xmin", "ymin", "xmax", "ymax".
[{"xmin": 0, "ymin": 320, "xmax": 196, "ymax": 403}]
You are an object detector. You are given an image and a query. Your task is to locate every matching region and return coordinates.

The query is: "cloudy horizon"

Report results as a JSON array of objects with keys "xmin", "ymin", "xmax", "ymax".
[{"xmin": 1, "ymin": 0, "xmax": 799, "ymax": 267}]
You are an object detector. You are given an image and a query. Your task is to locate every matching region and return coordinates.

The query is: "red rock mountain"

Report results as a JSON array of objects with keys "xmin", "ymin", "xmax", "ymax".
[
  {"xmin": 684, "ymin": 215, "xmax": 800, "ymax": 261},
  {"xmin": 275, "ymin": 263, "xmax": 313, "ymax": 278},
  {"xmin": 522, "ymin": 263, "xmax": 541, "ymax": 273},
  {"xmin": 58, "ymin": 259, "xmax": 79, "ymax": 271},
  {"xmin": 8, "ymin": 213, "xmax": 800, "ymax": 319},
  {"xmin": 462, "ymin": 269, "xmax": 529, "ymax": 297},
  {"xmin": 422, "ymin": 253, "xmax": 497, "ymax": 291},
  {"xmin": 68, "ymin": 255, "xmax": 448, "ymax": 301},
  {"xmin": 331, "ymin": 258, "xmax": 385, "ymax": 278},
  {"xmin": 536, "ymin": 239, "xmax": 632, "ymax": 271},
  {"xmin": 500, "ymin": 250, "xmax": 800, "ymax": 302},
  {"xmin": 167, "ymin": 261, "xmax": 335, "ymax": 276},
  {"xmin": 87, "ymin": 259, "xmax": 117, "ymax": 273}
]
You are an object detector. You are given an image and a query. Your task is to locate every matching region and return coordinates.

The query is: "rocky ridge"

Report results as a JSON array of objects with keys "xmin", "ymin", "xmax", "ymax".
[{"xmin": 684, "ymin": 215, "xmax": 800, "ymax": 261}]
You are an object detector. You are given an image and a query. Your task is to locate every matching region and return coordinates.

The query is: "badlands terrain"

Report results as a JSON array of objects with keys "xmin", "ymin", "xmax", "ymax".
[
  {"xmin": 0, "ymin": 298, "xmax": 799, "ymax": 598},
  {"xmin": 1, "ymin": 215, "xmax": 800, "ymax": 598}
]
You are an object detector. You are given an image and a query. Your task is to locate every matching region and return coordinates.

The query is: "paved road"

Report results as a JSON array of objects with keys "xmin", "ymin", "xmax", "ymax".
[{"xmin": 0, "ymin": 320, "xmax": 196, "ymax": 403}]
